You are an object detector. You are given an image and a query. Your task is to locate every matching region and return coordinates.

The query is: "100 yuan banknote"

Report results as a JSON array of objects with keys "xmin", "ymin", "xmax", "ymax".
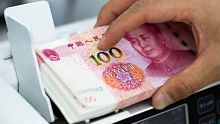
[{"xmin": 35, "ymin": 23, "xmax": 196, "ymax": 110}]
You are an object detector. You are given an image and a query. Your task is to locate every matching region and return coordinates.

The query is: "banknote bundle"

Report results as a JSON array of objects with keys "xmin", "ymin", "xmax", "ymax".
[{"xmin": 35, "ymin": 23, "xmax": 196, "ymax": 123}]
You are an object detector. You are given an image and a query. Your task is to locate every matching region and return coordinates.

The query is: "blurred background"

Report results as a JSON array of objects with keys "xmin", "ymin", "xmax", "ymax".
[{"xmin": 0, "ymin": 0, "xmax": 108, "ymax": 41}]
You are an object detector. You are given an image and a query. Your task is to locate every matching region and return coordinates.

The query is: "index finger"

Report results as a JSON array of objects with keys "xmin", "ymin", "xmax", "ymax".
[{"xmin": 97, "ymin": 0, "xmax": 193, "ymax": 50}]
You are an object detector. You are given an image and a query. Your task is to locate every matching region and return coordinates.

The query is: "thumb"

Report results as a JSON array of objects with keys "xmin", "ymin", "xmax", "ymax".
[{"xmin": 152, "ymin": 46, "xmax": 220, "ymax": 110}]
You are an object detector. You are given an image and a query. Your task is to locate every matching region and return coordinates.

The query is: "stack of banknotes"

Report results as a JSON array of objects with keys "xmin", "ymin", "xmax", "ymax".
[{"xmin": 35, "ymin": 23, "xmax": 196, "ymax": 123}]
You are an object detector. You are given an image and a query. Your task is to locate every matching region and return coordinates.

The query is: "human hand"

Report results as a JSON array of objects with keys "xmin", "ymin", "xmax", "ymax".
[{"xmin": 96, "ymin": 0, "xmax": 220, "ymax": 109}]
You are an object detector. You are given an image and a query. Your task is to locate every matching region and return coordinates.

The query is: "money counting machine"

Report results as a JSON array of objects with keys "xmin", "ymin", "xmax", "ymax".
[{"xmin": 0, "ymin": 1, "xmax": 220, "ymax": 124}]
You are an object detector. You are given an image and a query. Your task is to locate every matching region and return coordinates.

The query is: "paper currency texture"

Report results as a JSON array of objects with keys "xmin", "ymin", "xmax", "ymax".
[{"xmin": 35, "ymin": 23, "xmax": 196, "ymax": 122}]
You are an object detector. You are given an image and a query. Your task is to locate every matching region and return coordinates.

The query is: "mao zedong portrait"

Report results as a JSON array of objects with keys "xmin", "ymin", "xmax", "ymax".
[{"xmin": 124, "ymin": 24, "xmax": 195, "ymax": 77}]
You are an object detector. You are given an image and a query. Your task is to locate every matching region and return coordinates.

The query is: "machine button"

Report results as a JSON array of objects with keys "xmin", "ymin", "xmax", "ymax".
[
  {"xmin": 199, "ymin": 113, "xmax": 216, "ymax": 124},
  {"xmin": 197, "ymin": 95, "xmax": 215, "ymax": 114}
]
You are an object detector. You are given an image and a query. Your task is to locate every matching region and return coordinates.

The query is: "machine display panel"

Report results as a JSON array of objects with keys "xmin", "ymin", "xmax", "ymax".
[{"xmin": 134, "ymin": 104, "xmax": 189, "ymax": 124}]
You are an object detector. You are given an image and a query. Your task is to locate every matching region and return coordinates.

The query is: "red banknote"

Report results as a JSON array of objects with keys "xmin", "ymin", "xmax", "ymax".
[{"xmin": 35, "ymin": 23, "xmax": 196, "ymax": 123}]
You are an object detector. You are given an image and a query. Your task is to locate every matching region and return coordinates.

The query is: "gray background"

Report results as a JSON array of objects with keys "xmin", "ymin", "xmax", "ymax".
[{"xmin": 0, "ymin": 0, "xmax": 108, "ymax": 41}]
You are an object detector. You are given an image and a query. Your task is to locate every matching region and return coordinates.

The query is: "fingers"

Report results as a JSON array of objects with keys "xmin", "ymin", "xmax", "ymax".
[
  {"xmin": 97, "ymin": 0, "xmax": 193, "ymax": 50},
  {"xmin": 152, "ymin": 46, "xmax": 220, "ymax": 110},
  {"xmin": 95, "ymin": 0, "xmax": 137, "ymax": 27},
  {"xmin": 97, "ymin": 0, "xmax": 148, "ymax": 50}
]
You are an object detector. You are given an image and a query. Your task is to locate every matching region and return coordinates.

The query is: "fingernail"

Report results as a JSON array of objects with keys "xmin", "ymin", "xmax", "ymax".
[
  {"xmin": 97, "ymin": 36, "xmax": 105, "ymax": 50},
  {"xmin": 94, "ymin": 23, "xmax": 98, "ymax": 28},
  {"xmin": 94, "ymin": 22, "xmax": 99, "ymax": 28},
  {"xmin": 154, "ymin": 93, "xmax": 174, "ymax": 110}
]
